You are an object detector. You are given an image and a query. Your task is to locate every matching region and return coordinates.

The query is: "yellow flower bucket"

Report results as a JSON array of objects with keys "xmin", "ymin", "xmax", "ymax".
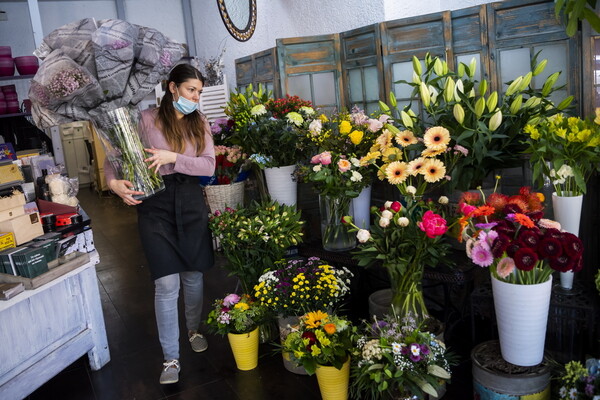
[
  {"xmin": 227, "ymin": 327, "xmax": 259, "ymax": 370},
  {"xmin": 315, "ymin": 358, "xmax": 350, "ymax": 400}
]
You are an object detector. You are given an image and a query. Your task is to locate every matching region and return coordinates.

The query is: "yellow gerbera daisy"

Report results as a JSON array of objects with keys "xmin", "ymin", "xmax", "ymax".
[
  {"xmin": 374, "ymin": 129, "xmax": 393, "ymax": 152},
  {"xmin": 385, "ymin": 161, "xmax": 409, "ymax": 184},
  {"xmin": 407, "ymin": 157, "xmax": 427, "ymax": 176},
  {"xmin": 423, "ymin": 126, "xmax": 450, "ymax": 151},
  {"xmin": 422, "ymin": 158, "xmax": 447, "ymax": 183},
  {"xmin": 359, "ymin": 151, "xmax": 381, "ymax": 166},
  {"xmin": 382, "ymin": 147, "xmax": 403, "ymax": 163},
  {"xmin": 377, "ymin": 164, "xmax": 388, "ymax": 180},
  {"xmin": 421, "ymin": 147, "xmax": 445, "ymax": 157},
  {"xmin": 395, "ymin": 130, "xmax": 418, "ymax": 147},
  {"xmin": 304, "ymin": 310, "xmax": 329, "ymax": 329}
]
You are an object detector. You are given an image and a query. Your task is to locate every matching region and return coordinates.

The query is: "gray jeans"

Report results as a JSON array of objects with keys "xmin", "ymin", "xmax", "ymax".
[{"xmin": 154, "ymin": 271, "xmax": 204, "ymax": 360}]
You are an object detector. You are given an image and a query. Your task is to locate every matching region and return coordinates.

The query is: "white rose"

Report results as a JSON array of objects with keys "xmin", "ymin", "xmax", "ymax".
[
  {"xmin": 313, "ymin": 165, "xmax": 322, "ymax": 172},
  {"xmin": 396, "ymin": 217, "xmax": 409, "ymax": 227},
  {"xmin": 406, "ymin": 186, "xmax": 417, "ymax": 195},
  {"xmin": 350, "ymin": 171, "xmax": 363, "ymax": 182},
  {"xmin": 356, "ymin": 229, "xmax": 371, "ymax": 243},
  {"xmin": 379, "ymin": 217, "xmax": 390, "ymax": 228},
  {"xmin": 381, "ymin": 210, "xmax": 393, "ymax": 219},
  {"xmin": 438, "ymin": 196, "xmax": 449, "ymax": 205},
  {"xmin": 350, "ymin": 157, "xmax": 360, "ymax": 167},
  {"xmin": 309, "ymin": 119, "xmax": 322, "ymax": 135},
  {"xmin": 384, "ymin": 201, "xmax": 393, "ymax": 209}
]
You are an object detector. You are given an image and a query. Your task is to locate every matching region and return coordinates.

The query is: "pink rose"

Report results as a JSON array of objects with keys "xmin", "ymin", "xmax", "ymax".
[
  {"xmin": 338, "ymin": 159, "xmax": 351, "ymax": 172},
  {"xmin": 310, "ymin": 154, "xmax": 322, "ymax": 164},
  {"xmin": 418, "ymin": 210, "xmax": 447, "ymax": 238},
  {"xmin": 367, "ymin": 119, "xmax": 384, "ymax": 132},
  {"xmin": 320, "ymin": 151, "xmax": 332, "ymax": 165}
]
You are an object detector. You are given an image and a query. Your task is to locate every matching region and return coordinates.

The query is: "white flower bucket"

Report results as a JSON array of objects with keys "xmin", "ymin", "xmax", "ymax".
[
  {"xmin": 491, "ymin": 275, "xmax": 552, "ymax": 366},
  {"xmin": 264, "ymin": 165, "xmax": 297, "ymax": 206},
  {"xmin": 551, "ymin": 192, "xmax": 583, "ymax": 289},
  {"xmin": 351, "ymin": 185, "xmax": 372, "ymax": 229}
]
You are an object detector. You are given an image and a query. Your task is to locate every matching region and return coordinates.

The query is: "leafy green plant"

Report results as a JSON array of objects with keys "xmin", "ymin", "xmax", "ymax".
[
  {"xmin": 555, "ymin": 0, "xmax": 600, "ymax": 37},
  {"xmin": 208, "ymin": 201, "xmax": 304, "ymax": 293}
]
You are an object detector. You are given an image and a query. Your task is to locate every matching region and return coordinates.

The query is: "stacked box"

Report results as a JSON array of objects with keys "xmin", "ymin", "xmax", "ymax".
[
  {"xmin": 0, "ymin": 246, "xmax": 29, "ymax": 275},
  {"xmin": 13, "ymin": 246, "xmax": 49, "ymax": 278}
]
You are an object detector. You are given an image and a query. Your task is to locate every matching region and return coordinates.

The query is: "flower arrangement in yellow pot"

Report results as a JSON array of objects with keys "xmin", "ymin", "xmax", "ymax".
[
  {"xmin": 205, "ymin": 293, "xmax": 265, "ymax": 335},
  {"xmin": 282, "ymin": 310, "xmax": 355, "ymax": 375}
]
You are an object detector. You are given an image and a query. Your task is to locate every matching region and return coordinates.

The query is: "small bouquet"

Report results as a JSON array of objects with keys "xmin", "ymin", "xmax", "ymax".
[
  {"xmin": 557, "ymin": 359, "xmax": 600, "ymax": 400},
  {"xmin": 282, "ymin": 310, "xmax": 354, "ymax": 375},
  {"xmin": 457, "ymin": 187, "xmax": 584, "ymax": 284},
  {"xmin": 254, "ymin": 257, "xmax": 353, "ymax": 318},
  {"xmin": 213, "ymin": 145, "xmax": 249, "ymax": 184},
  {"xmin": 208, "ymin": 201, "xmax": 304, "ymax": 293},
  {"xmin": 210, "ymin": 117, "xmax": 235, "ymax": 146},
  {"xmin": 351, "ymin": 313, "xmax": 454, "ymax": 400},
  {"xmin": 301, "ymin": 151, "xmax": 371, "ymax": 198},
  {"xmin": 523, "ymin": 112, "xmax": 600, "ymax": 196},
  {"xmin": 205, "ymin": 293, "xmax": 264, "ymax": 335}
]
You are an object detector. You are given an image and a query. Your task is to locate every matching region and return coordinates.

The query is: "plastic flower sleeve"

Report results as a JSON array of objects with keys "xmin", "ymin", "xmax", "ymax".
[{"xmin": 93, "ymin": 106, "xmax": 165, "ymax": 200}]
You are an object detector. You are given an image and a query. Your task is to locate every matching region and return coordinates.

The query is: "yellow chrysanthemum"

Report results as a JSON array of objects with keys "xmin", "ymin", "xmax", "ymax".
[
  {"xmin": 304, "ymin": 310, "xmax": 329, "ymax": 329},
  {"xmin": 234, "ymin": 302, "xmax": 250, "ymax": 311},
  {"xmin": 407, "ymin": 157, "xmax": 427, "ymax": 176},
  {"xmin": 385, "ymin": 161, "xmax": 409, "ymax": 184},
  {"xmin": 339, "ymin": 120, "xmax": 352, "ymax": 134},
  {"xmin": 395, "ymin": 130, "xmax": 418, "ymax": 147},
  {"xmin": 422, "ymin": 158, "xmax": 446, "ymax": 183},
  {"xmin": 423, "ymin": 126, "xmax": 450, "ymax": 151},
  {"xmin": 382, "ymin": 147, "xmax": 403, "ymax": 163},
  {"xmin": 349, "ymin": 130, "xmax": 364, "ymax": 145}
]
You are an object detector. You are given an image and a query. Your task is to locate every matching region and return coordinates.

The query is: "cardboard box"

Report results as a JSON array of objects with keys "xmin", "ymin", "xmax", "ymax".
[
  {"xmin": 0, "ymin": 163, "xmax": 24, "ymax": 186},
  {"xmin": 0, "ymin": 232, "xmax": 15, "ymax": 252},
  {"xmin": 0, "ymin": 213, "xmax": 44, "ymax": 245},
  {"xmin": 0, "ymin": 190, "xmax": 26, "ymax": 213},
  {"xmin": 0, "ymin": 206, "xmax": 25, "ymax": 222}
]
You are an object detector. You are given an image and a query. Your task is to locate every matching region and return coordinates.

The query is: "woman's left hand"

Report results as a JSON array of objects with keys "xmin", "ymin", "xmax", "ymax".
[{"xmin": 144, "ymin": 147, "xmax": 178, "ymax": 173}]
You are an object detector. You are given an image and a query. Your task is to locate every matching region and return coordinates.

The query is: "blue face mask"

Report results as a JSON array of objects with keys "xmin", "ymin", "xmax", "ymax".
[{"xmin": 172, "ymin": 88, "xmax": 198, "ymax": 115}]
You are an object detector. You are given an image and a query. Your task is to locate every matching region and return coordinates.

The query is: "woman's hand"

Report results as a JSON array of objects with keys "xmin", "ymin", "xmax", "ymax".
[
  {"xmin": 144, "ymin": 147, "xmax": 177, "ymax": 173},
  {"xmin": 108, "ymin": 179, "xmax": 144, "ymax": 206}
]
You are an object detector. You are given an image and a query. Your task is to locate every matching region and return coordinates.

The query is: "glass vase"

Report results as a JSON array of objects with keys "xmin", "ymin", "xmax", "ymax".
[
  {"xmin": 92, "ymin": 106, "xmax": 165, "ymax": 200},
  {"xmin": 319, "ymin": 194, "xmax": 356, "ymax": 252}
]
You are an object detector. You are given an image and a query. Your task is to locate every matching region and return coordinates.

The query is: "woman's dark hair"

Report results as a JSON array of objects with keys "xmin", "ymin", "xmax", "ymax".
[{"xmin": 156, "ymin": 63, "xmax": 208, "ymax": 155}]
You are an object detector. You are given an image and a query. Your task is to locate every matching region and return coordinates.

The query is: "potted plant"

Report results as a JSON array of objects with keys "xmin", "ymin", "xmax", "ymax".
[
  {"xmin": 254, "ymin": 256, "xmax": 353, "ymax": 374},
  {"xmin": 522, "ymin": 113, "xmax": 600, "ymax": 288},
  {"xmin": 350, "ymin": 312, "xmax": 455, "ymax": 400},
  {"xmin": 205, "ymin": 293, "xmax": 265, "ymax": 370},
  {"xmin": 345, "ymin": 196, "xmax": 452, "ymax": 324},
  {"xmin": 392, "ymin": 52, "xmax": 572, "ymax": 192},
  {"xmin": 208, "ymin": 201, "xmax": 304, "ymax": 294},
  {"xmin": 556, "ymin": 359, "xmax": 600, "ymax": 399},
  {"xmin": 457, "ymin": 186, "xmax": 584, "ymax": 366},
  {"xmin": 282, "ymin": 310, "xmax": 355, "ymax": 399},
  {"xmin": 224, "ymin": 84, "xmax": 314, "ymax": 205}
]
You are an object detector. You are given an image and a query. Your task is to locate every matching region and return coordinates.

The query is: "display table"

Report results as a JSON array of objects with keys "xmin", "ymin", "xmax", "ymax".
[{"xmin": 0, "ymin": 251, "xmax": 110, "ymax": 400}]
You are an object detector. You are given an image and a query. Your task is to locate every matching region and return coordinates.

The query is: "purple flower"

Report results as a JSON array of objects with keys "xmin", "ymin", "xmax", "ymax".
[
  {"xmin": 475, "ymin": 222, "xmax": 498, "ymax": 230},
  {"xmin": 223, "ymin": 293, "xmax": 241, "ymax": 307},
  {"xmin": 409, "ymin": 343, "xmax": 422, "ymax": 362},
  {"xmin": 471, "ymin": 242, "xmax": 494, "ymax": 267}
]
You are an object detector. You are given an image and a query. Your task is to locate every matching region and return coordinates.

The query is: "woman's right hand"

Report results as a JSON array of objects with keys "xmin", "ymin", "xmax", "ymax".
[{"xmin": 108, "ymin": 179, "xmax": 145, "ymax": 206}]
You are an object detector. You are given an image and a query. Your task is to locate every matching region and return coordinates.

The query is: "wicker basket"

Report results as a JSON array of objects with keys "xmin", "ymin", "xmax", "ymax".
[{"xmin": 203, "ymin": 181, "xmax": 245, "ymax": 214}]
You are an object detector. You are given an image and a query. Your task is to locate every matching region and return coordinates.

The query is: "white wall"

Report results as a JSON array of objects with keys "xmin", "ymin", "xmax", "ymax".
[
  {"xmin": 123, "ymin": 0, "xmax": 185, "ymax": 43},
  {"xmin": 39, "ymin": 1, "xmax": 117, "ymax": 36}
]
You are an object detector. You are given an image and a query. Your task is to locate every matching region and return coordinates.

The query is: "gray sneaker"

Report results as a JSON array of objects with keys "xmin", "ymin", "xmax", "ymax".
[
  {"xmin": 159, "ymin": 359, "xmax": 180, "ymax": 384},
  {"xmin": 189, "ymin": 332, "xmax": 208, "ymax": 353}
]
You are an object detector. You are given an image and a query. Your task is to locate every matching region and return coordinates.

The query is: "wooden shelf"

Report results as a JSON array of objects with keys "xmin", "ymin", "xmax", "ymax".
[
  {"xmin": 0, "ymin": 112, "xmax": 31, "ymax": 119},
  {"xmin": 0, "ymin": 74, "xmax": 35, "ymax": 82}
]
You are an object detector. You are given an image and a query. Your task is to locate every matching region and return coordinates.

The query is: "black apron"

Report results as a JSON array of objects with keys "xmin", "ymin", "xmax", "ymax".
[{"xmin": 137, "ymin": 173, "xmax": 214, "ymax": 280}]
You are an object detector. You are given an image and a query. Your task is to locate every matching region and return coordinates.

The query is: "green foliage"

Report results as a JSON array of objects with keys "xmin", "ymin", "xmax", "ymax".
[
  {"xmin": 395, "ymin": 53, "xmax": 570, "ymax": 191},
  {"xmin": 208, "ymin": 201, "xmax": 304, "ymax": 293},
  {"xmin": 555, "ymin": 0, "xmax": 600, "ymax": 37}
]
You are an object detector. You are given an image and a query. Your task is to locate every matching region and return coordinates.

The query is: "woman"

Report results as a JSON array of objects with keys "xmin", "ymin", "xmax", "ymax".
[{"xmin": 105, "ymin": 63, "xmax": 215, "ymax": 385}]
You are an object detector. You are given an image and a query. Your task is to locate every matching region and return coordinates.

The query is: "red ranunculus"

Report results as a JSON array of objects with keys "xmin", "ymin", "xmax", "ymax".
[
  {"xmin": 518, "ymin": 229, "xmax": 540, "ymax": 249},
  {"xmin": 301, "ymin": 331, "xmax": 317, "ymax": 351},
  {"xmin": 562, "ymin": 233, "xmax": 583, "ymax": 258},
  {"xmin": 537, "ymin": 238, "xmax": 562, "ymax": 259},
  {"xmin": 549, "ymin": 254, "xmax": 575, "ymax": 272},
  {"xmin": 491, "ymin": 234, "xmax": 510, "ymax": 258}
]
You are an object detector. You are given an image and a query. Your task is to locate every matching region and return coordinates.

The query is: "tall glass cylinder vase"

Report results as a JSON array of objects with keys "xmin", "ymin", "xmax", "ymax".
[
  {"xmin": 92, "ymin": 106, "xmax": 164, "ymax": 200},
  {"xmin": 319, "ymin": 195, "xmax": 356, "ymax": 252}
]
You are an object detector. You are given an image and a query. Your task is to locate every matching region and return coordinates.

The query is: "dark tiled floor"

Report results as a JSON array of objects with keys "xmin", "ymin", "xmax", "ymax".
[{"xmin": 26, "ymin": 187, "xmax": 475, "ymax": 400}]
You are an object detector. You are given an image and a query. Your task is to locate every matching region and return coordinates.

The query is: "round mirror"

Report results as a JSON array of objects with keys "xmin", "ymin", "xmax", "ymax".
[{"xmin": 217, "ymin": 0, "xmax": 257, "ymax": 42}]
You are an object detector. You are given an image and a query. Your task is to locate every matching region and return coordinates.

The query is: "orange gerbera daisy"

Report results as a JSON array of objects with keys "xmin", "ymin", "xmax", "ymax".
[
  {"xmin": 422, "ymin": 158, "xmax": 446, "ymax": 183},
  {"xmin": 514, "ymin": 213, "xmax": 535, "ymax": 228},
  {"xmin": 386, "ymin": 161, "xmax": 409, "ymax": 184},
  {"xmin": 423, "ymin": 126, "xmax": 450, "ymax": 151},
  {"xmin": 472, "ymin": 205, "xmax": 495, "ymax": 217},
  {"xmin": 395, "ymin": 130, "xmax": 418, "ymax": 147},
  {"xmin": 323, "ymin": 323, "xmax": 337, "ymax": 335}
]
